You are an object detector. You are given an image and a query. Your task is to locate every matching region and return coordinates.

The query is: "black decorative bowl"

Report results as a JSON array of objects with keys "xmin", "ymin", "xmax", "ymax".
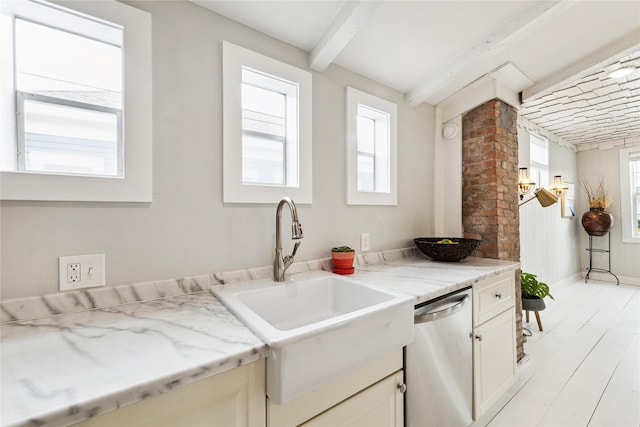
[{"xmin": 413, "ymin": 237, "xmax": 481, "ymax": 262}]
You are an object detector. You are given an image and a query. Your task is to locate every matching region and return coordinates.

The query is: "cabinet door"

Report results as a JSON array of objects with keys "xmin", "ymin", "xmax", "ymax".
[
  {"xmin": 473, "ymin": 308, "xmax": 516, "ymax": 419},
  {"xmin": 301, "ymin": 370, "xmax": 404, "ymax": 427},
  {"xmin": 75, "ymin": 359, "xmax": 266, "ymax": 427}
]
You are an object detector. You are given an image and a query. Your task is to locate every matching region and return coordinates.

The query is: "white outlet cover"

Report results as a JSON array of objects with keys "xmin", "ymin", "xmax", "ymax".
[
  {"xmin": 59, "ymin": 254, "xmax": 105, "ymax": 291},
  {"xmin": 360, "ymin": 233, "xmax": 371, "ymax": 252}
]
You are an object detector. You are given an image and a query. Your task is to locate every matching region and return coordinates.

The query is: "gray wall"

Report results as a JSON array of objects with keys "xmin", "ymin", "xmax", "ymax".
[
  {"xmin": 0, "ymin": 1, "xmax": 434, "ymax": 299},
  {"xmin": 518, "ymin": 126, "xmax": 581, "ymax": 285},
  {"xmin": 519, "ymin": 120, "xmax": 640, "ymax": 286},
  {"xmin": 577, "ymin": 146, "xmax": 640, "ymax": 283}
]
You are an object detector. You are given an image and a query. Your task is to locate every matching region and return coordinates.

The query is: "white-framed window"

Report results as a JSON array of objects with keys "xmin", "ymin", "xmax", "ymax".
[
  {"xmin": 241, "ymin": 68, "xmax": 297, "ymax": 187},
  {"xmin": 0, "ymin": 0, "xmax": 151, "ymax": 202},
  {"xmin": 346, "ymin": 87, "xmax": 397, "ymax": 206},
  {"xmin": 356, "ymin": 105, "xmax": 390, "ymax": 193},
  {"xmin": 223, "ymin": 41, "xmax": 312, "ymax": 204},
  {"xmin": 529, "ymin": 133, "xmax": 549, "ymax": 189},
  {"xmin": 620, "ymin": 146, "xmax": 640, "ymax": 243}
]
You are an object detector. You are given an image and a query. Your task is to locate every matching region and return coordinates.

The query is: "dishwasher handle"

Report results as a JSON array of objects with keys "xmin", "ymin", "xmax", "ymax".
[{"xmin": 414, "ymin": 293, "xmax": 470, "ymax": 324}]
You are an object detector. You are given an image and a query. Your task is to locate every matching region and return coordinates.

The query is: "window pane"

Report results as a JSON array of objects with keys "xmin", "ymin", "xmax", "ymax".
[
  {"xmin": 530, "ymin": 144, "xmax": 546, "ymax": 165},
  {"xmin": 530, "ymin": 142, "xmax": 547, "ymax": 166},
  {"xmin": 632, "ymin": 158, "xmax": 640, "ymax": 235},
  {"xmin": 23, "ymin": 99, "xmax": 119, "ymax": 176},
  {"xmin": 15, "ymin": 18, "xmax": 122, "ymax": 109},
  {"xmin": 241, "ymin": 73, "xmax": 290, "ymax": 186},
  {"xmin": 530, "ymin": 134, "xmax": 548, "ymax": 167},
  {"xmin": 636, "ymin": 194, "xmax": 640, "ymax": 234},
  {"xmin": 530, "ymin": 166, "xmax": 549, "ymax": 189},
  {"xmin": 357, "ymin": 116, "xmax": 375, "ymax": 154},
  {"xmin": 242, "ymin": 84, "xmax": 285, "ymax": 137},
  {"xmin": 357, "ymin": 154, "xmax": 374, "ymax": 192},
  {"xmin": 242, "ymin": 133, "xmax": 284, "ymax": 185},
  {"xmin": 357, "ymin": 104, "xmax": 390, "ymax": 193}
]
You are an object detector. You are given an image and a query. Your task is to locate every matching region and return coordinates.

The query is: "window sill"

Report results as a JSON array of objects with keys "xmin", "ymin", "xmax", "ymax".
[{"xmin": 0, "ymin": 170, "xmax": 151, "ymax": 202}]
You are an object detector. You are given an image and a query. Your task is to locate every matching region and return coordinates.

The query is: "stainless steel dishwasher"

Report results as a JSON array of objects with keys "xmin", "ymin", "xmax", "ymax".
[{"xmin": 405, "ymin": 287, "xmax": 473, "ymax": 427}]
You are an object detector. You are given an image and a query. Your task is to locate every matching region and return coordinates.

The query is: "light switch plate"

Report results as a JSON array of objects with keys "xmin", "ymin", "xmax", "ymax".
[{"xmin": 59, "ymin": 254, "xmax": 105, "ymax": 291}]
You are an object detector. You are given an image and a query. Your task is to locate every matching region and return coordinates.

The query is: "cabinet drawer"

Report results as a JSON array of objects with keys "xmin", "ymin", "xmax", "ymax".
[{"xmin": 473, "ymin": 272, "xmax": 514, "ymax": 325}]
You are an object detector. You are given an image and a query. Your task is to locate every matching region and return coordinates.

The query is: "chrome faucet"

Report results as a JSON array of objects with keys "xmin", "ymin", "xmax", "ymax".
[{"xmin": 273, "ymin": 197, "xmax": 303, "ymax": 282}]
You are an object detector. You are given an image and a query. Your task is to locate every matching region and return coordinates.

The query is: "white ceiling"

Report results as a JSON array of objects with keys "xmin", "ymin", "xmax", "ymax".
[
  {"xmin": 520, "ymin": 49, "xmax": 640, "ymax": 146},
  {"xmin": 193, "ymin": 0, "xmax": 640, "ymax": 145}
]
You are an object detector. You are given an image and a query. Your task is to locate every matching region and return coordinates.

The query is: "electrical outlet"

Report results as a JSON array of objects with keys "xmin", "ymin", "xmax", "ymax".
[
  {"xmin": 67, "ymin": 263, "xmax": 81, "ymax": 282},
  {"xmin": 361, "ymin": 233, "xmax": 371, "ymax": 252},
  {"xmin": 59, "ymin": 254, "xmax": 105, "ymax": 291}
]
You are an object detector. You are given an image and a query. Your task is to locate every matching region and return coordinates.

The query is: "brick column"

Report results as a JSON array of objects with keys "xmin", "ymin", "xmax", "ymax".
[{"xmin": 462, "ymin": 99, "xmax": 524, "ymax": 361}]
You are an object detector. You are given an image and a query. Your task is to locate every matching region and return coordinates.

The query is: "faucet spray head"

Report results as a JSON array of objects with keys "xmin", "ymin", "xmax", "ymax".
[{"xmin": 292, "ymin": 222, "xmax": 304, "ymax": 240}]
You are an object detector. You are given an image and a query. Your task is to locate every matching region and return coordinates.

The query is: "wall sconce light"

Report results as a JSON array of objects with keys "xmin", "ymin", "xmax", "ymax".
[
  {"xmin": 518, "ymin": 168, "xmax": 536, "ymax": 200},
  {"xmin": 550, "ymin": 175, "xmax": 569, "ymax": 196},
  {"xmin": 519, "ymin": 187, "xmax": 558, "ymax": 207}
]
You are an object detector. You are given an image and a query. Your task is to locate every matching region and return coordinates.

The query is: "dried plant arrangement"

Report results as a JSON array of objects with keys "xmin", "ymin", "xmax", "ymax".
[{"xmin": 580, "ymin": 177, "xmax": 611, "ymax": 209}]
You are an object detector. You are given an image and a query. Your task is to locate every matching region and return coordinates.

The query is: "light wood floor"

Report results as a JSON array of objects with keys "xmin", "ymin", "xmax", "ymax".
[{"xmin": 478, "ymin": 277, "xmax": 640, "ymax": 427}]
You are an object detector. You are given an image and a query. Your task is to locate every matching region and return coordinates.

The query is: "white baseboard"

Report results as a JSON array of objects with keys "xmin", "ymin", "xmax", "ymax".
[
  {"xmin": 581, "ymin": 270, "xmax": 640, "ymax": 286},
  {"xmin": 552, "ymin": 273, "xmax": 582, "ymax": 287}
]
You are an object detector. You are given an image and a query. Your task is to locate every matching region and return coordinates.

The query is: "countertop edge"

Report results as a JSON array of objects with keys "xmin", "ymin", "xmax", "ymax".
[
  {"xmin": 2, "ymin": 252, "xmax": 519, "ymax": 427},
  {"xmin": 8, "ymin": 348, "xmax": 267, "ymax": 427}
]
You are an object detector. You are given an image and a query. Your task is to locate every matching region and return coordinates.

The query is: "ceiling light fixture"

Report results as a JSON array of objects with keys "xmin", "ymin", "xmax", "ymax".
[{"xmin": 608, "ymin": 67, "xmax": 635, "ymax": 79}]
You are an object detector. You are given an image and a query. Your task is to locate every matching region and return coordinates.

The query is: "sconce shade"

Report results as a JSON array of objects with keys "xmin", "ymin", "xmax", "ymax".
[
  {"xmin": 551, "ymin": 175, "xmax": 569, "ymax": 196},
  {"xmin": 534, "ymin": 187, "xmax": 558, "ymax": 207},
  {"xmin": 519, "ymin": 187, "xmax": 558, "ymax": 207},
  {"xmin": 518, "ymin": 167, "xmax": 536, "ymax": 199}
]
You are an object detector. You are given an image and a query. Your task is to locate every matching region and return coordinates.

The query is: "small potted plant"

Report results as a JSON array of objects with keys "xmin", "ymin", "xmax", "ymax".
[
  {"xmin": 521, "ymin": 272, "xmax": 554, "ymax": 312},
  {"xmin": 331, "ymin": 246, "xmax": 355, "ymax": 274}
]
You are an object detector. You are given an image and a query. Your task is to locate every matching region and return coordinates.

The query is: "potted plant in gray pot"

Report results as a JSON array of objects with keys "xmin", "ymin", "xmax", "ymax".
[
  {"xmin": 521, "ymin": 272, "xmax": 554, "ymax": 309},
  {"xmin": 521, "ymin": 272, "xmax": 554, "ymax": 331}
]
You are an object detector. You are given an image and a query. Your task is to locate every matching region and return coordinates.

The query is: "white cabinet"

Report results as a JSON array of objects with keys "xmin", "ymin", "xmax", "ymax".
[
  {"xmin": 472, "ymin": 272, "xmax": 516, "ymax": 419},
  {"xmin": 268, "ymin": 349, "xmax": 404, "ymax": 427},
  {"xmin": 75, "ymin": 359, "xmax": 266, "ymax": 427},
  {"xmin": 472, "ymin": 307, "xmax": 516, "ymax": 418},
  {"xmin": 77, "ymin": 345, "xmax": 403, "ymax": 427},
  {"xmin": 302, "ymin": 370, "xmax": 404, "ymax": 427}
]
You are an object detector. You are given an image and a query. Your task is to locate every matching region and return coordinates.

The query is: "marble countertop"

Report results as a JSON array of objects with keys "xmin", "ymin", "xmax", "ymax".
[
  {"xmin": 1, "ymin": 293, "xmax": 267, "ymax": 427},
  {"xmin": 353, "ymin": 255, "xmax": 519, "ymax": 305},
  {"xmin": 1, "ymin": 252, "xmax": 518, "ymax": 427}
]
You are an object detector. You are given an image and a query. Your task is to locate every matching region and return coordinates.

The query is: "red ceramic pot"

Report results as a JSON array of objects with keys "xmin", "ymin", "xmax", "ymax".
[
  {"xmin": 331, "ymin": 251, "xmax": 355, "ymax": 269},
  {"xmin": 332, "ymin": 266, "xmax": 355, "ymax": 275}
]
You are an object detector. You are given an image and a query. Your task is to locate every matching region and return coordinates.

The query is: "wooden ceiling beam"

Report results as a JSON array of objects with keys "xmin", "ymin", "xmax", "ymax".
[
  {"xmin": 407, "ymin": 0, "xmax": 571, "ymax": 106},
  {"xmin": 309, "ymin": 0, "xmax": 381, "ymax": 72}
]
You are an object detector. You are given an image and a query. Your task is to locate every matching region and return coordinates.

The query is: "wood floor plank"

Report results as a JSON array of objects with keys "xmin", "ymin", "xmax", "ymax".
[
  {"xmin": 536, "ymin": 321, "xmax": 635, "ymax": 426},
  {"xmin": 522, "ymin": 282, "xmax": 608, "ymax": 348},
  {"xmin": 485, "ymin": 280, "xmax": 640, "ymax": 427},
  {"xmin": 487, "ymin": 324, "xmax": 609, "ymax": 426},
  {"xmin": 588, "ymin": 333, "xmax": 640, "ymax": 427}
]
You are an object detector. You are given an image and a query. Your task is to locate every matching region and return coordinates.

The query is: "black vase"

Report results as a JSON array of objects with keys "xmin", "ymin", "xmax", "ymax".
[{"xmin": 581, "ymin": 208, "xmax": 614, "ymax": 236}]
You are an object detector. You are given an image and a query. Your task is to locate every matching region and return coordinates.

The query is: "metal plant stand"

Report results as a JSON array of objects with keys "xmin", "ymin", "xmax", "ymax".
[{"xmin": 585, "ymin": 232, "xmax": 619, "ymax": 285}]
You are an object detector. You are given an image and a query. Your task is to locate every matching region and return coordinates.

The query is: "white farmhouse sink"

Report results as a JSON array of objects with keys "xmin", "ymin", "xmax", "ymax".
[{"xmin": 212, "ymin": 270, "xmax": 413, "ymax": 404}]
